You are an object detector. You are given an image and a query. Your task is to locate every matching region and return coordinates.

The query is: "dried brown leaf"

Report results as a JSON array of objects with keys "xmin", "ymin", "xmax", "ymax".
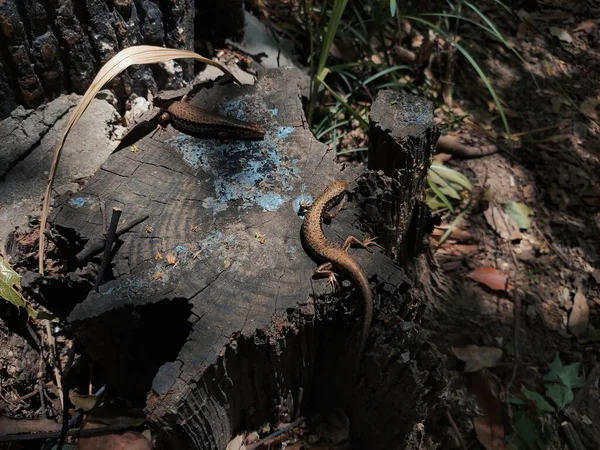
[
  {"xmin": 467, "ymin": 267, "xmax": 514, "ymax": 291},
  {"xmin": 449, "ymin": 244, "xmax": 480, "ymax": 256},
  {"xmin": 568, "ymin": 286, "xmax": 589, "ymax": 337},
  {"xmin": 77, "ymin": 422, "xmax": 152, "ymax": 450},
  {"xmin": 452, "ymin": 345, "xmax": 503, "ymax": 372},
  {"xmin": 484, "ymin": 206, "xmax": 522, "ymax": 241},
  {"xmin": 579, "ymin": 97, "xmax": 599, "ymax": 121},
  {"xmin": 226, "ymin": 434, "xmax": 245, "ymax": 450},
  {"xmin": 575, "ymin": 20, "xmax": 597, "ymax": 33},
  {"xmin": 549, "ymin": 26, "xmax": 573, "ymax": 43},
  {"xmin": 474, "ymin": 416, "xmax": 507, "ymax": 450},
  {"xmin": 468, "ymin": 371, "xmax": 506, "ymax": 450}
]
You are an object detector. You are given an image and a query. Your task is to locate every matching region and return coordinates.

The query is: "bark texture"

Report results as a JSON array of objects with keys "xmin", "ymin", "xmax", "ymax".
[{"xmin": 0, "ymin": 0, "xmax": 245, "ymax": 119}]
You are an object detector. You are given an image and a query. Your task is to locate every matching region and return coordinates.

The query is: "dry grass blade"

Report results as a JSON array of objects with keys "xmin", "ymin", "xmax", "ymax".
[{"xmin": 38, "ymin": 46, "xmax": 239, "ymax": 274}]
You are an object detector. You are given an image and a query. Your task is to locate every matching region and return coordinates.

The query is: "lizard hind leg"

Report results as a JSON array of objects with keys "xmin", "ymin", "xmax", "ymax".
[
  {"xmin": 313, "ymin": 262, "xmax": 340, "ymax": 290},
  {"xmin": 342, "ymin": 235, "xmax": 383, "ymax": 253}
]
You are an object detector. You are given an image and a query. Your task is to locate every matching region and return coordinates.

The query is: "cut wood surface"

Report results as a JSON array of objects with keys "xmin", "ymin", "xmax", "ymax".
[{"xmin": 50, "ymin": 69, "xmax": 444, "ymax": 449}]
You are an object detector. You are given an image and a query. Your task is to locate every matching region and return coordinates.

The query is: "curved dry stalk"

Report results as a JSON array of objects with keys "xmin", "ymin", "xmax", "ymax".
[{"xmin": 38, "ymin": 45, "xmax": 240, "ymax": 274}]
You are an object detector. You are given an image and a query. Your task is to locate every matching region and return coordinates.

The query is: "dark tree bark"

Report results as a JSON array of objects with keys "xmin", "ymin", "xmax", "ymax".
[
  {"xmin": 0, "ymin": 0, "xmax": 246, "ymax": 119},
  {"xmin": 46, "ymin": 69, "xmax": 445, "ymax": 449}
]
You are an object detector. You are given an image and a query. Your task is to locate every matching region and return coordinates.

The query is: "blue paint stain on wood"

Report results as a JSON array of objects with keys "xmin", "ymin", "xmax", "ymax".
[
  {"xmin": 69, "ymin": 197, "xmax": 95, "ymax": 208},
  {"xmin": 168, "ymin": 129, "xmax": 300, "ymax": 213},
  {"xmin": 277, "ymin": 127, "xmax": 294, "ymax": 138}
]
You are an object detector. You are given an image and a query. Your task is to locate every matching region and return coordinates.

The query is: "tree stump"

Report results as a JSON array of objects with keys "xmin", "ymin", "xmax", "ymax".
[{"xmin": 50, "ymin": 69, "xmax": 445, "ymax": 449}]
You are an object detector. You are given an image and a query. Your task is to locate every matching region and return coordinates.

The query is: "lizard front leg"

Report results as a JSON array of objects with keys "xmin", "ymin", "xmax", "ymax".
[
  {"xmin": 313, "ymin": 262, "xmax": 340, "ymax": 290},
  {"xmin": 323, "ymin": 195, "xmax": 346, "ymax": 222}
]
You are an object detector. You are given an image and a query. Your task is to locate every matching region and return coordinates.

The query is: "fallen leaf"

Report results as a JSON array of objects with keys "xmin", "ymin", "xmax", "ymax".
[
  {"xmin": 568, "ymin": 285, "xmax": 589, "ymax": 337},
  {"xmin": 579, "ymin": 97, "xmax": 599, "ymax": 121},
  {"xmin": 432, "ymin": 226, "xmax": 476, "ymax": 242},
  {"xmin": 69, "ymin": 390, "xmax": 98, "ymax": 411},
  {"xmin": 467, "ymin": 267, "xmax": 515, "ymax": 291},
  {"xmin": 468, "ymin": 371, "xmax": 507, "ymax": 450},
  {"xmin": 226, "ymin": 434, "xmax": 245, "ymax": 450},
  {"xmin": 449, "ymin": 244, "xmax": 480, "ymax": 256},
  {"xmin": 166, "ymin": 253, "xmax": 177, "ymax": 265},
  {"xmin": 484, "ymin": 206, "xmax": 522, "ymax": 240},
  {"xmin": 452, "ymin": 345, "xmax": 503, "ymax": 372},
  {"xmin": 549, "ymin": 26, "xmax": 573, "ymax": 43},
  {"xmin": 440, "ymin": 259, "xmax": 463, "ymax": 272},
  {"xmin": 77, "ymin": 421, "xmax": 152, "ymax": 450},
  {"xmin": 474, "ymin": 416, "xmax": 507, "ymax": 450},
  {"xmin": 504, "ymin": 202, "xmax": 532, "ymax": 230},
  {"xmin": 575, "ymin": 20, "xmax": 597, "ymax": 34}
]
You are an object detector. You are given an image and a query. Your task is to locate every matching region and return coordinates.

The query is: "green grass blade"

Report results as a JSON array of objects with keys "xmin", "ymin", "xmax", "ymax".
[
  {"xmin": 328, "ymin": 61, "xmax": 373, "ymax": 72},
  {"xmin": 430, "ymin": 163, "xmax": 473, "ymax": 190},
  {"xmin": 404, "ymin": 15, "xmax": 511, "ymax": 140},
  {"xmin": 488, "ymin": 0, "xmax": 516, "ymax": 17},
  {"xmin": 420, "ymin": 11, "xmax": 532, "ymax": 81},
  {"xmin": 390, "ymin": 0, "xmax": 397, "ymax": 17},
  {"xmin": 317, "ymin": 71, "xmax": 369, "ymax": 128},
  {"xmin": 438, "ymin": 210, "xmax": 466, "ymax": 245},
  {"xmin": 316, "ymin": 120, "xmax": 350, "ymax": 139},
  {"xmin": 428, "ymin": 169, "xmax": 462, "ymax": 199},
  {"xmin": 308, "ymin": 0, "xmax": 349, "ymax": 126},
  {"xmin": 428, "ymin": 179, "xmax": 455, "ymax": 212},
  {"xmin": 337, "ymin": 146, "xmax": 368, "ymax": 156},
  {"xmin": 362, "ymin": 65, "xmax": 411, "ymax": 86},
  {"xmin": 316, "ymin": 0, "xmax": 349, "ymax": 76},
  {"xmin": 463, "ymin": 2, "xmax": 537, "ymax": 87}
]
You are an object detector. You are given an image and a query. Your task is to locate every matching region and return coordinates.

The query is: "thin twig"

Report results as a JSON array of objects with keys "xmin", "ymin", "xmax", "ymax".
[
  {"xmin": 491, "ymin": 201, "xmax": 521, "ymax": 396},
  {"xmin": 245, "ymin": 417, "xmax": 305, "ymax": 450},
  {"xmin": 76, "ymin": 214, "xmax": 148, "ymax": 265},
  {"xmin": 37, "ymin": 380, "xmax": 45, "ymax": 416},
  {"xmin": 0, "ymin": 423, "xmax": 137, "ymax": 442},
  {"xmin": 446, "ymin": 409, "xmax": 467, "ymax": 450},
  {"xmin": 57, "ymin": 344, "xmax": 76, "ymax": 450},
  {"xmin": 532, "ymin": 223, "xmax": 584, "ymax": 273},
  {"xmin": 93, "ymin": 207, "xmax": 122, "ymax": 292},
  {"xmin": 44, "ymin": 321, "xmax": 63, "ymax": 410}
]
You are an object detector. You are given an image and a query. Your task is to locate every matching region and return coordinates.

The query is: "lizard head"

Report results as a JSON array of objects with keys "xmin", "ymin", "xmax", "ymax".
[{"xmin": 324, "ymin": 180, "xmax": 349, "ymax": 196}]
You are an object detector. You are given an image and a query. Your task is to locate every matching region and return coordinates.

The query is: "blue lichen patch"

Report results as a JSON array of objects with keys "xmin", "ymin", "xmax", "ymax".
[
  {"xmin": 99, "ymin": 277, "xmax": 149, "ymax": 297},
  {"xmin": 168, "ymin": 131, "xmax": 300, "ymax": 213},
  {"xmin": 277, "ymin": 127, "xmax": 294, "ymax": 139},
  {"xmin": 69, "ymin": 196, "xmax": 96, "ymax": 208},
  {"xmin": 221, "ymin": 99, "xmax": 249, "ymax": 121},
  {"xmin": 268, "ymin": 108, "xmax": 279, "ymax": 117}
]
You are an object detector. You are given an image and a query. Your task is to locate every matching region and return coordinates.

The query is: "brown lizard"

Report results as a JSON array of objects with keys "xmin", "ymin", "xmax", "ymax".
[
  {"xmin": 159, "ymin": 101, "xmax": 265, "ymax": 140},
  {"xmin": 301, "ymin": 180, "xmax": 380, "ymax": 363}
]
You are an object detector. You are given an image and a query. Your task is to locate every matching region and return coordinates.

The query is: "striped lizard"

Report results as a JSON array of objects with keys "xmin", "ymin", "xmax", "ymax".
[
  {"xmin": 159, "ymin": 101, "xmax": 265, "ymax": 140},
  {"xmin": 301, "ymin": 180, "xmax": 380, "ymax": 363}
]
